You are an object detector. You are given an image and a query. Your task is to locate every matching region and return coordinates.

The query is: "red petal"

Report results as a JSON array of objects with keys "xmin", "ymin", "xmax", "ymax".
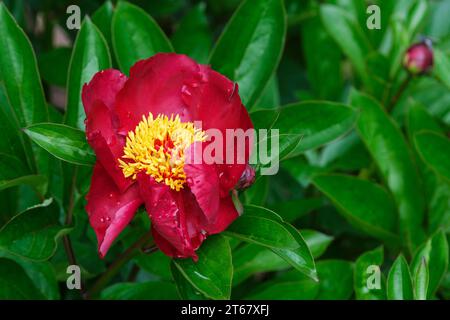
[
  {"xmin": 138, "ymin": 173, "xmax": 207, "ymax": 260},
  {"xmin": 82, "ymin": 69, "xmax": 128, "ymax": 114},
  {"xmin": 114, "ymin": 53, "xmax": 201, "ymax": 134},
  {"xmin": 83, "ymin": 69, "xmax": 132, "ymax": 191},
  {"xmin": 85, "ymin": 101, "xmax": 132, "ymax": 192},
  {"xmin": 205, "ymin": 195, "xmax": 239, "ymax": 234},
  {"xmin": 86, "ymin": 163, "xmax": 143, "ymax": 257},
  {"xmin": 184, "ymin": 142, "xmax": 220, "ymax": 225}
]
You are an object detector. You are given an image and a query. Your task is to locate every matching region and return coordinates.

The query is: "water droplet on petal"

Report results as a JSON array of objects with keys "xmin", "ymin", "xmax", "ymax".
[
  {"xmin": 181, "ymin": 85, "xmax": 192, "ymax": 97},
  {"xmin": 100, "ymin": 217, "xmax": 105, "ymax": 223},
  {"xmin": 105, "ymin": 216, "xmax": 111, "ymax": 222}
]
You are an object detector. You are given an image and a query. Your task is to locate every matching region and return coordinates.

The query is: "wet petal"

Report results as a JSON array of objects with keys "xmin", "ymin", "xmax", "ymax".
[
  {"xmin": 138, "ymin": 173, "xmax": 206, "ymax": 260},
  {"xmin": 115, "ymin": 53, "xmax": 201, "ymax": 134},
  {"xmin": 86, "ymin": 163, "xmax": 143, "ymax": 257}
]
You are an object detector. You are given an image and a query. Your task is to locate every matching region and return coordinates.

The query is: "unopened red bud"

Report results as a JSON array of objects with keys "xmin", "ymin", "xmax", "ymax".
[
  {"xmin": 236, "ymin": 165, "xmax": 256, "ymax": 190},
  {"xmin": 403, "ymin": 40, "xmax": 434, "ymax": 75}
]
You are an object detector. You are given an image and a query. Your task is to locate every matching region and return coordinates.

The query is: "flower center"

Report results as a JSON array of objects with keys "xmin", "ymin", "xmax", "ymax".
[{"xmin": 119, "ymin": 113, "xmax": 206, "ymax": 191}]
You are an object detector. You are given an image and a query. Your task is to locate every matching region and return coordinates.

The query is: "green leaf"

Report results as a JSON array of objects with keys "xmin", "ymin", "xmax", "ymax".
[
  {"xmin": 24, "ymin": 123, "xmax": 95, "ymax": 166},
  {"xmin": 112, "ymin": 1, "xmax": 173, "ymax": 74},
  {"xmin": 0, "ymin": 258, "xmax": 44, "ymax": 299},
  {"xmin": 316, "ymin": 260, "xmax": 354, "ymax": 300},
  {"xmin": 271, "ymin": 101, "xmax": 357, "ymax": 156},
  {"xmin": 312, "ymin": 174, "xmax": 399, "ymax": 244},
  {"xmin": 354, "ymin": 246, "xmax": 386, "ymax": 300},
  {"xmin": 135, "ymin": 250, "xmax": 172, "ymax": 281},
  {"xmin": 301, "ymin": 230, "xmax": 334, "ymax": 259},
  {"xmin": 0, "ymin": 153, "xmax": 47, "ymax": 194},
  {"xmin": 351, "ymin": 90, "xmax": 425, "ymax": 250},
  {"xmin": 406, "ymin": 103, "xmax": 450, "ymax": 234},
  {"xmin": 413, "ymin": 257, "xmax": 429, "ymax": 300},
  {"xmin": 0, "ymin": 86, "xmax": 29, "ymax": 165},
  {"xmin": 172, "ymin": 3, "xmax": 212, "ymax": 64},
  {"xmin": 209, "ymin": 0, "xmax": 286, "ymax": 108},
  {"xmin": 320, "ymin": 4, "xmax": 371, "ymax": 84},
  {"xmin": 414, "ymin": 131, "xmax": 450, "ymax": 182},
  {"xmin": 0, "ymin": 3, "xmax": 48, "ymax": 128},
  {"xmin": 65, "ymin": 18, "xmax": 111, "ymax": 129},
  {"xmin": 101, "ymin": 281, "xmax": 179, "ymax": 300},
  {"xmin": 301, "ymin": 12, "xmax": 342, "ymax": 100},
  {"xmin": 410, "ymin": 231, "xmax": 449, "ymax": 298},
  {"xmin": 225, "ymin": 205, "xmax": 317, "ymax": 281},
  {"xmin": 251, "ymin": 133, "xmax": 303, "ymax": 172},
  {"xmin": 225, "ymin": 206, "xmax": 299, "ymax": 249},
  {"xmin": 387, "ymin": 255, "xmax": 414, "ymax": 300},
  {"xmin": 92, "ymin": 1, "xmax": 115, "ymax": 58},
  {"xmin": 0, "ymin": 198, "xmax": 70, "ymax": 261},
  {"xmin": 232, "ymin": 229, "xmax": 332, "ymax": 286},
  {"xmin": 172, "ymin": 235, "xmax": 232, "ymax": 300},
  {"xmin": 171, "ymin": 262, "xmax": 207, "ymax": 300},
  {"xmin": 0, "ymin": 252, "xmax": 60, "ymax": 299},
  {"xmin": 245, "ymin": 271, "xmax": 319, "ymax": 300},
  {"xmin": 249, "ymin": 109, "xmax": 279, "ymax": 131},
  {"xmin": 254, "ymin": 75, "xmax": 280, "ymax": 110},
  {"xmin": 269, "ymin": 197, "xmax": 323, "ymax": 223},
  {"xmin": 433, "ymin": 49, "xmax": 450, "ymax": 91}
]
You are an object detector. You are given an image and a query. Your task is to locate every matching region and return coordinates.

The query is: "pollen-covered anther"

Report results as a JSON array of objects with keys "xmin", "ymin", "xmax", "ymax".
[{"xmin": 119, "ymin": 113, "xmax": 206, "ymax": 191}]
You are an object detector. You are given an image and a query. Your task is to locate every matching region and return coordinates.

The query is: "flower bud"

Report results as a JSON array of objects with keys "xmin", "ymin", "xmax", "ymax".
[
  {"xmin": 403, "ymin": 39, "xmax": 434, "ymax": 75},
  {"xmin": 236, "ymin": 165, "xmax": 256, "ymax": 190}
]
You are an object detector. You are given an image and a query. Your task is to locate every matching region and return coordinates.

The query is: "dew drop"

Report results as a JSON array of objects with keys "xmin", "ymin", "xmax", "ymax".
[
  {"xmin": 105, "ymin": 216, "xmax": 111, "ymax": 222},
  {"xmin": 100, "ymin": 217, "xmax": 105, "ymax": 223}
]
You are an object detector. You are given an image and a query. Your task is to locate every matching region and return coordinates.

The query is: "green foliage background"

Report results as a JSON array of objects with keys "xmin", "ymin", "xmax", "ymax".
[{"xmin": 0, "ymin": 0, "xmax": 449, "ymax": 300}]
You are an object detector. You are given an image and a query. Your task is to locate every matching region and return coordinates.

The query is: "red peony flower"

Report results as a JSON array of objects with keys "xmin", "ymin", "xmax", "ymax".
[{"xmin": 82, "ymin": 53, "xmax": 253, "ymax": 260}]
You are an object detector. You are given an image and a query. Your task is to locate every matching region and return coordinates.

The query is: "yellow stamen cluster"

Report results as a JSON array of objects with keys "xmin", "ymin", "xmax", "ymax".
[{"xmin": 119, "ymin": 113, "xmax": 206, "ymax": 191}]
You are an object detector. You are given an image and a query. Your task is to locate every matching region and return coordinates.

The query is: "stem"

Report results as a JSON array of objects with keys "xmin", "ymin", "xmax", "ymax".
[
  {"xmin": 63, "ymin": 168, "xmax": 78, "ymax": 267},
  {"xmin": 62, "ymin": 167, "xmax": 84, "ymax": 294},
  {"xmin": 387, "ymin": 74, "xmax": 413, "ymax": 112},
  {"xmin": 85, "ymin": 232, "xmax": 154, "ymax": 299}
]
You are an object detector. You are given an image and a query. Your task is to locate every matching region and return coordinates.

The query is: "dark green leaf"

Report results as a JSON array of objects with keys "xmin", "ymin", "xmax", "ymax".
[
  {"xmin": 0, "ymin": 3, "xmax": 48, "ymax": 128},
  {"xmin": 24, "ymin": 123, "xmax": 95, "ymax": 166},
  {"xmin": 65, "ymin": 18, "xmax": 111, "ymax": 129},
  {"xmin": 352, "ymin": 90, "xmax": 425, "ymax": 250},
  {"xmin": 171, "ymin": 262, "xmax": 207, "ymax": 300},
  {"xmin": 313, "ymin": 174, "xmax": 399, "ymax": 244},
  {"xmin": 226, "ymin": 205, "xmax": 317, "ymax": 281},
  {"xmin": 232, "ymin": 230, "xmax": 332, "ymax": 286},
  {"xmin": 301, "ymin": 13, "xmax": 342, "ymax": 100},
  {"xmin": 92, "ymin": 1, "xmax": 114, "ymax": 58},
  {"xmin": 0, "ymin": 198, "xmax": 70, "ymax": 261},
  {"xmin": 209, "ymin": 0, "xmax": 286, "ymax": 108},
  {"xmin": 101, "ymin": 281, "xmax": 179, "ymax": 300},
  {"xmin": 245, "ymin": 272, "xmax": 319, "ymax": 300},
  {"xmin": 0, "ymin": 258, "xmax": 44, "ymax": 299},
  {"xmin": 0, "ymin": 252, "xmax": 60, "ymax": 299},
  {"xmin": 414, "ymin": 131, "xmax": 450, "ymax": 182},
  {"xmin": 112, "ymin": 1, "xmax": 173, "ymax": 74},
  {"xmin": 413, "ymin": 257, "xmax": 429, "ymax": 300},
  {"xmin": 272, "ymin": 101, "xmax": 357, "ymax": 156},
  {"xmin": 320, "ymin": 4, "xmax": 371, "ymax": 84},
  {"xmin": 354, "ymin": 246, "xmax": 386, "ymax": 300},
  {"xmin": 173, "ymin": 235, "xmax": 232, "ymax": 300},
  {"xmin": 387, "ymin": 255, "xmax": 414, "ymax": 300},
  {"xmin": 434, "ymin": 49, "xmax": 450, "ymax": 90},
  {"xmin": 410, "ymin": 231, "xmax": 448, "ymax": 298},
  {"xmin": 172, "ymin": 3, "xmax": 212, "ymax": 64},
  {"xmin": 316, "ymin": 260, "xmax": 354, "ymax": 300}
]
